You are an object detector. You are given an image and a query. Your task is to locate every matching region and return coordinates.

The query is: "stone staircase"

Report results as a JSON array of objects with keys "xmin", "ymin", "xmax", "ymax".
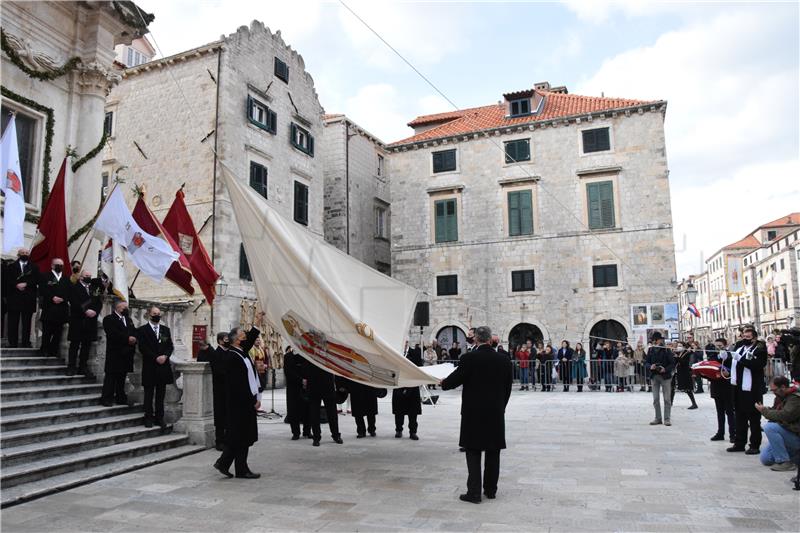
[{"xmin": 0, "ymin": 348, "xmax": 205, "ymax": 508}]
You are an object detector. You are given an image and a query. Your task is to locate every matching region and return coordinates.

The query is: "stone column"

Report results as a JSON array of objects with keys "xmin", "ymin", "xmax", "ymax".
[{"xmin": 173, "ymin": 361, "xmax": 214, "ymax": 448}]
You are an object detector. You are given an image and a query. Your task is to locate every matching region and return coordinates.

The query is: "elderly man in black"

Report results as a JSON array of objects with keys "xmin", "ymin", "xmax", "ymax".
[
  {"xmin": 725, "ymin": 325, "xmax": 767, "ymax": 454},
  {"xmin": 39, "ymin": 257, "xmax": 71, "ymax": 358},
  {"xmin": 5, "ymin": 248, "xmax": 39, "ymax": 348},
  {"xmin": 198, "ymin": 331, "xmax": 231, "ymax": 450},
  {"xmin": 283, "ymin": 346, "xmax": 310, "ymax": 440},
  {"xmin": 304, "ymin": 359, "xmax": 343, "ymax": 447},
  {"xmin": 67, "ymin": 270, "xmax": 102, "ymax": 377},
  {"xmin": 100, "ymin": 299, "xmax": 137, "ymax": 406},
  {"xmin": 136, "ymin": 306, "xmax": 174, "ymax": 429},
  {"xmin": 213, "ymin": 317, "xmax": 262, "ymax": 479},
  {"xmin": 441, "ymin": 325, "xmax": 513, "ymax": 504}
]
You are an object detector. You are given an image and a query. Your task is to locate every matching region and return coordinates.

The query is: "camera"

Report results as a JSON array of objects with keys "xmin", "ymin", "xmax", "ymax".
[{"xmin": 778, "ymin": 328, "xmax": 800, "ymax": 349}]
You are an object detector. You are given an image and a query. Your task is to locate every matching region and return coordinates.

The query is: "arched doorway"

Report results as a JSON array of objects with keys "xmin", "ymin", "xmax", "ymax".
[
  {"xmin": 508, "ymin": 322, "xmax": 543, "ymax": 353},
  {"xmin": 436, "ymin": 325, "xmax": 466, "ymax": 356},
  {"xmin": 589, "ymin": 319, "xmax": 628, "ymax": 353}
]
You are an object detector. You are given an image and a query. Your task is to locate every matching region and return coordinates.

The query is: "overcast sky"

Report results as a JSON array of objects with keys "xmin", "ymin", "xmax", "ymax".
[{"xmin": 136, "ymin": 0, "xmax": 800, "ymax": 279}]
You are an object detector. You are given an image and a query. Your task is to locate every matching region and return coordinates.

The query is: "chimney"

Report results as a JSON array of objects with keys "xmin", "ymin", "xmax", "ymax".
[{"xmin": 534, "ymin": 81, "xmax": 550, "ymax": 91}]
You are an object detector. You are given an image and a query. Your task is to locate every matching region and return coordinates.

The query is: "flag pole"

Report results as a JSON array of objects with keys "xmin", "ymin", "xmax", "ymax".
[{"xmin": 74, "ymin": 177, "xmax": 123, "ymax": 266}]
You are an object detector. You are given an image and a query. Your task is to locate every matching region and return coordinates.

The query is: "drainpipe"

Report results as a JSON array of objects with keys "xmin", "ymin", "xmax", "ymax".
[{"xmin": 209, "ymin": 46, "xmax": 222, "ymax": 333}]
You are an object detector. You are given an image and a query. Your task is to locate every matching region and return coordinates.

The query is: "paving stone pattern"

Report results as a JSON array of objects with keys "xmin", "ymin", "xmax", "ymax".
[{"xmin": 2, "ymin": 390, "xmax": 798, "ymax": 532}]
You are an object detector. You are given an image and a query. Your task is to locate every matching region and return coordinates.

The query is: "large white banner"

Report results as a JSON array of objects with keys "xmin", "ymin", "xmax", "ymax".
[
  {"xmin": 1, "ymin": 115, "xmax": 26, "ymax": 253},
  {"xmin": 726, "ymin": 256, "xmax": 745, "ymax": 295},
  {"xmin": 222, "ymin": 165, "xmax": 436, "ymax": 387}
]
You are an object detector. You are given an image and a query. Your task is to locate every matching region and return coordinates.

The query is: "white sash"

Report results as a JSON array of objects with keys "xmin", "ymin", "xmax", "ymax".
[
  {"xmin": 730, "ymin": 344, "xmax": 754, "ymax": 392},
  {"xmin": 234, "ymin": 349, "xmax": 261, "ymax": 401}
]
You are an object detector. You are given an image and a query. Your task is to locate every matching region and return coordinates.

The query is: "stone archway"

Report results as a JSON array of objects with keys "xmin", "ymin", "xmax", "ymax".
[
  {"xmin": 508, "ymin": 322, "xmax": 544, "ymax": 353},
  {"xmin": 435, "ymin": 325, "xmax": 467, "ymax": 356},
  {"xmin": 588, "ymin": 319, "xmax": 628, "ymax": 353}
]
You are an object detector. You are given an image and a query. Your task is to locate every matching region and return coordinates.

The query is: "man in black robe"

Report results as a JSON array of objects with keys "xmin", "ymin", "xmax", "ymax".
[
  {"xmin": 5, "ymin": 248, "xmax": 39, "ymax": 348},
  {"xmin": 283, "ymin": 346, "xmax": 310, "ymax": 439},
  {"xmin": 441, "ymin": 325, "xmax": 512, "ymax": 504},
  {"xmin": 198, "ymin": 332, "xmax": 230, "ymax": 450},
  {"xmin": 100, "ymin": 299, "xmax": 137, "ymax": 406},
  {"xmin": 67, "ymin": 270, "xmax": 102, "ymax": 377},
  {"xmin": 39, "ymin": 257, "xmax": 71, "ymax": 358},
  {"xmin": 725, "ymin": 325, "xmax": 767, "ymax": 454},
  {"xmin": 213, "ymin": 320, "xmax": 261, "ymax": 479}
]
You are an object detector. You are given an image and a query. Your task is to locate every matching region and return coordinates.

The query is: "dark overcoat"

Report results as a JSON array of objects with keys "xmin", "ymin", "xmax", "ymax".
[
  {"xmin": 136, "ymin": 323, "xmax": 175, "ymax": 386},
  {"xmin": 223, "ymin": 346, "xmax": 259, "ymax": 448},
  {"xmin": 392, "ymin": 347, "xmax": 423, "ymax": 416},
  {"xmin": 724, "ymin": 340, "xmax": 767, "ymax": 402},
  {"xmin": 674, "ymin": 351, "xmax": 694, "ymax": 391},
  {"xmin": 6, "ymin": 260, "xmax": 39, "ymax": 312},
  {"xmin": 283, "ymin": 350, "xmax": 309, "ymax": 424},
  {"xmin": 440, "ymin": 344, "xmax": 513, "ymax": 451},
  {"xmin": 39, "ymin": 272, "xmax": 71, "ymax": 324},
  {"xmin": 102, "ymin": 312, "xmax": 138, "ymax": 373},
  {"xmin": 708, "ymin": 349, "xmax": 732, "ymax": 400},
  {"xmin": 68, "ymin": 279, "xmax": 103, "ymax": 342},
  {"xmin": 342, "ymin": 377, "xmax": 379, "ymax": 417},
  {"xmin": 198, "ymin": 345, "xmax": 230, "ymax": 430}
]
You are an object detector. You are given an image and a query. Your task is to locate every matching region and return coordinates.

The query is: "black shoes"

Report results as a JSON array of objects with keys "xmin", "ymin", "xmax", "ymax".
[
  {"xmin": 484, "ymin": 492, "xmax": 496, "ymax": 499},
  {"xmin": 155, "ymin": 418, "xmax": 167, "ymax": 429},
  {"xmin": 332, "ymin": 435, "xmax": 343, "ymax": 444},
  {"xmin": 100, "ymin": 399, "xmax": 113, "ymax": 407},
  {"xmin": 395, "ymin": 431, "xmax": 402, "ymax": 438},
  {"xmin": 213, "ymin": 461, "xmax": 233, "ymax": 478},
  {"xmin": 236, "ymin": 472, "xmax": 261, "ymax": 479},
  {"xmin": 144, "ymin": 417, "xmax": 154, "ymax": 428},
  {"xmin": 745, "ymin": 448, "xmax": 760, "ymax": 455},
  {"xmin": 312, "ymin": 439, "xmax": 320, "ymax": 447},
  {"xmin": 710, "ymin": 434, "xmax": 724, "ymax": 441},
  {"xmin": 727, "ymin": 446, "xmax": 745, "ymax": 452},
  {"xmin": 369, "ymin": 431, "xmax": 376, "ymax": 437},
  {"xmin": 459, "ymin": 494, "xmax": 481, "ymax": 504},
  {"xmin": 291, "ymin": 434, "xmax": 300, "ymax": 440},
  {"xmin": 356, "ymin": 433, "xmax": 366, "ymax": 439},
  {"xmin": 66, "ymin": 367, "xmax": 77, "ymax": 376},
  {"xmin": 409, "ymin": 434, "xmax": 419, "ymax": 441},
  {"xmin": 688, "ymin": 405, "xmax": 698, "ymax": 410}
]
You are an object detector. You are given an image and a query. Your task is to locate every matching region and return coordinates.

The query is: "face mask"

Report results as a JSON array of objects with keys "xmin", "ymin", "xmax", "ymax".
[
  {"xmin": 150, "ymin": 315, "xmax": 161, "ymax": 323},
  {"xmin": 491, "ymin": 341, "xmax": 498, "ymax": 348},
  {"xmin": 73, "ymin": 266, "xmax": 81, "ymax": 274},
  {"xmin": 82, "ymin": 277, "xmax": 92, "ymax": 284},
  {"xmin": 466, "ymin": 336, "xmax": 474, "ymax": 344},
  {"xmin": 18, "ymin": 255, "xmax": 29, "ymax": 261},
  {"xmin": 53, "ymin": 265, "xmax": 63, "ymax": 273},
  {"xmin": 121, "ymin": 309, "xmax": 130, "ymax": 316}
]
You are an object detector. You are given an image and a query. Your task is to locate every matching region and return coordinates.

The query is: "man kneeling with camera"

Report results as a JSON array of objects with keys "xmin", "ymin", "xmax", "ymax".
[{"xmin": 756, "ymin": 376, "xmax": 800, "ymax": 472}]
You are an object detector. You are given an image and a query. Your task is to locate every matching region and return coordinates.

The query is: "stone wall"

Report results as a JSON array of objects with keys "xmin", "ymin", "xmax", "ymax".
[{"xmin": 389, "ymin": 109, "xmax": 677, "ymax": 345}]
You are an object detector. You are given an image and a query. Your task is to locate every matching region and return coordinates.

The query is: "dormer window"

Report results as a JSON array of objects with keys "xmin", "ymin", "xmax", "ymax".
[{"xmin": 509, "ymin": 98, "xmax": 531, "ymax": 117}]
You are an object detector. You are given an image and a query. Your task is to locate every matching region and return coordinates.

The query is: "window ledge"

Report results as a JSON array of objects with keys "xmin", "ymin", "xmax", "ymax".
[
  {"xmin": 501, "ymin": 161, "xmax": 533, "ymax": 168},
  {"xmin": 430, "ymin": 170, "xmax": 460, "ymax": 178},
  {"xmin": 498, "ymin": 176, "xmax": 540, "ymax": 186},
  {"xmin": 588, "ymin": 227, "xmax": 622, "ymax": 234},
  {"xmin": 247, "ymin": 83, "xmax": 272, "ymax": 102},
  {"xmin": 426, "ymin": 184, "xmax": 464, "ymax": 194},
  {"xmin": 374, "ymin": 236, "xmax": 390, "ymax": 242},
  {"xmin": 577, "ymin": 165, "xmax": 622, "ymax": 176}
]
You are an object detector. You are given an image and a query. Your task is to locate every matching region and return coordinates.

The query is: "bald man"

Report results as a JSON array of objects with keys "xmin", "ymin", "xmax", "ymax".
[
  {"xmin": 5, "ymin": 248, "xmax": 39, "ymax": 347},
  {"xmin": 40, "ymin": 257, "xmax": 71, "ymax": 358}
]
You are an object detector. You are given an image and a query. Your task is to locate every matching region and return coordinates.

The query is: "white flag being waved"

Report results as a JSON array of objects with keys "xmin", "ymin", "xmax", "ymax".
[
  {"xmin": 100, "ymin": 239, "xmax": 129, "ymax": 301},
  {"xmin": 93, "ymin": 187, "xmax": 178, "ymax": 282},
  {"xmin": 1, "ymin": 115, "xmax": 26, "ymax": 253},
  {"xmin": 221, "ymin": 165, "xmax": 435, "ymax": 388}
]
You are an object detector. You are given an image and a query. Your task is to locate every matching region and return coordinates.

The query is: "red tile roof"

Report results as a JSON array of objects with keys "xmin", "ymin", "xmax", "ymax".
[
  {"xmin": 723, "ymin": 235, "xmax": 760, "ymax": 250},
  {"xmin": 761, "ymin": 212, "xmax": 800, "ymax": 228},
  {"xmin": 392, "ymin": 90, "xmax": 662, "ymax": 146}
]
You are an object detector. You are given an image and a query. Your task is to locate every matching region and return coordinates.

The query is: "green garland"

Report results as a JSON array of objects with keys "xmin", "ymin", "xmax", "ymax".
[
  {"xmin": 1, "ymin": 85, "xmax": 54, "ymax": 223},
  {"xmin": 71, "ymin": 132, "xmax": 108, "ymax": 173},
  {"xmin": 67, "ymin": 211, "xmax": 100, "ymax": 246},
  {"xmin": 1, "ymin": 28, "xmax": 82, "ymax": 82}
]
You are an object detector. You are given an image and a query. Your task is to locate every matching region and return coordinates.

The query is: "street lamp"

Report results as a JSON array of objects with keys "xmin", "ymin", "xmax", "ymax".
[
  {"xmin": 216, "ymin": 275, "xmax": 228, "ymax": 297},
  {"xmin": 686, "ymin": 281, "xmax": 698, "ymax": 343}
]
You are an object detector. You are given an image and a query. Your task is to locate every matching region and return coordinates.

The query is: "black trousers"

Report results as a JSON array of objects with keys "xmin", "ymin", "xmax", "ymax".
[
  {"xmin": 734, "ymin": 392, "xmax": 762, "ymax": 449},
  {"xmin": 290, "ymin": 421, "xmax": 310, "ymax": 437},
  {"xmin": 41, "ymin": 321, "xmax": 64, "ymax": 357},
  {"xmin": 355, "ymin": 414, "xmax": 376, "ymax": 435},
  {"xmin": 309, "ymin": 393, "xmax": 339, "ymax": 440},
  {"xmin": 143, "ymin": 383, "xmax": 166, "ymax": 420},
  {"xmin": 68, "ymin": 337, "xmax": 92, "ymax": 370},
  {"xmin": 466, "ymin": 449, "xmax": 500, "ymax": 497},
  {"xmin": 101, "ymin": 372, "xmax": 127, "ymax": 403},
  {"xmin": 394, "ymin": 414, "xmax": 418, "ymax": 434},
  {"xmin": 7, "ymin": 309, "xmax": 33, "ymax": 347},
  {"xmin": 217, "ymin": 444, "xmax": 251, "ymax": 475},
  {"xmin": 713, "ymin": 395, "xmax": 735, "ymax": 438},
  {"xmin": 695, "ymin": 376, "xmax": 705, "ymax": 392}
]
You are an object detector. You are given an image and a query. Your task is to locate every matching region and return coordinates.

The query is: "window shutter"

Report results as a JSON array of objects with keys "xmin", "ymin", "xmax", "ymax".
[
  {"xmin": 508, "ymin": 191, "xmax": 520, "ymax": 236},
  {"xmin": 246, "ymin": 95, "xmax": 253, "ymax": 120},
  {"xmin": 446, "ymin": 199, "xmax": 458, "ymax": 241},
  {"xmin": 308, "ymin": 134, "xmax": 315, "ymax": 156},
  {"xmin": 598, "ymin": 181, "xmax": 615, "ymax": 228},
  {"xmin": 587, "ymin": 182, "xmax": 602, "ymax": 229},
  {"xmin": 290, "ymin": 123, "xmax": 297, "ymax": 148},
  {"xmin": 268, "ymin": 110, "xmax": 277, "ymax": 134},
  {"xmin": 239, "ymin": 244, "xmax": 251, "ymax": 281},
  {"xmin": 519, "ymin": 189, "xmax": 533, "ymax": 235},
  {"xmin": 434, "ymin": 201, "xmax": 446, "ymax": 243},
  {"xmin": 597, "ymin": 128, "xmax": 610, "ymax": 151},
  {"xmin": 518, "ymin": 140, "xmax": 530, "ymax": 161},
  {"xmin": 445, "ymin": 150, "xmax": 455, "ymax": 171},
  {"xmin": 505, "ymin": 142, "xmax": 516, "ymax": 164}
]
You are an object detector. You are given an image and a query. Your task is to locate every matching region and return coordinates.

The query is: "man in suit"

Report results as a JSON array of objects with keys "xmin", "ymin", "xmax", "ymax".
[
  {"xmin": 213, "ymin": 317, "xmax": 262, "ymax": 479},
  {"xmin": 441, "ymin": 326, "xmax": 513, "ymax": 504},
  {"xmin": 6, "ymin": 248, "xmax": 39, "ymax": 348},
  {"xmin": 645, "ymin": 331, "xmax": 675, "ymax": 426},
  {"xmin": 39, "ymin": 258, "xmax": 71, "ymax": 358},
  {"xmin": 725, "ymin": 325, "xmax": 768, "ymax": 454},
  {"xmin": 198, "ymin": 331, "xmax": 231, "ymax": 450},
  {"xmin": 304, "ymin": 359, "xmax": 343, "ymax": 446},
  {"xmin": 67, "ymin": 270, "xmax": 103, "ymax": 377},
  {"xmin": 341, "ymin": 377, "xmax": 379, "ymax": 438},
  {"xmin": 393, "ymin": 342, "xmax": 423, "ymax": 440},
  {"xmin": 100, "ymin": 299, "xmax": 138, "ymax": 406},
  {"xmin": 283, "ymin": 346, "xmax": 310, "ymax": 440},
  {"xmin": 136, "ymin": 306, "xmax": 174, "ymax": 428}
]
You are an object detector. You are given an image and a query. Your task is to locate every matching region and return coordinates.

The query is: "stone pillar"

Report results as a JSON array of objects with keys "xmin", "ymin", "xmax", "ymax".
[{"xmin": 173, "ymin": 361, "xmax": 215, "ymax": 448}]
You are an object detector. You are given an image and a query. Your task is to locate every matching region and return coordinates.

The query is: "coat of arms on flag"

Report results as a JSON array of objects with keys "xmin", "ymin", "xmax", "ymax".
[
  {"xmin": 128, "ymin": 231, "xmax": 146, "ymax": 253},
  {"xmin": 6, "ymin": 169, "xmax": 21, "ymax": 193},
  {"xmin": 178, "ymin": 233, "xmax": 193, "ymax": 255}
]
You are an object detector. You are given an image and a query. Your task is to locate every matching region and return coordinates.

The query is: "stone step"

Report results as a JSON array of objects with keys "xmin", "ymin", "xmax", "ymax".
[
  {"xmin": 0, "ymin": 356, "xmax": 64, "ymax": 367},
  {"xmin": 1, "ymin": 425, "xmax": 173, "ymax": 467},
  {"xmin": 1, "ymin": 412, "xmax": 145, "ymax": 449},
  {"xmin": 0, "ymin": 443, "xmax": 205, "ymax": 507},
  {"xmin": 1, "ymin": 404, "xmax": 138, "ymax": 432},
  {"xmin": 1, "ymin": 365, "xmax": 70, "ymax": 378},
  {"xmin": 0, "ymin": 433, "xmax": 191, "ymax": 489},
  {"xmin": 1, "ymin": 383, "xmax": 104, "ymax": 402},
  {"xmin": 0, "ymin": 394, "xmax": 105, "ymax": 417},
  {"xmin": 1, "ymin": 375, "xmax": 96, "ymax": 389},
  {"xmin": 0, "ymin": 348, "xmax": 42, "ymax": 358}
]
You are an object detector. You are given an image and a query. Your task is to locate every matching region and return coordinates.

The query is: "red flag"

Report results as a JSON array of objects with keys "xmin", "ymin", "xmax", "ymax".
[
  {"xmin": 162, "ymin": 188, "xmax": 219, "ymax": 304},
  {"xmin": 131, "ymin": 192, "xmax": 194, "ymax": 295},
  {"xmin": 30, "ymin": 158, "xmax": 69, "ymax": 272}
]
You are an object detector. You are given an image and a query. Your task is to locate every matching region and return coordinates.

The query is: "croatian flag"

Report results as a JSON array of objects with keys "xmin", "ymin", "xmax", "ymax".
[
  {"xmin": 687, "ymin": 303, "xmax": 700, "ymax": 318},
  {"xmin": 1, "ymin": 115, "xmax": 26, "ymax": 253}
]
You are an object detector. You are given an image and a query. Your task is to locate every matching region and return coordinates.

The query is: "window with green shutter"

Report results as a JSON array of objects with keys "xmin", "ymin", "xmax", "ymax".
[
  {"xmin": 504, "ymin": 139, "xmax": 530, "ymax": 164},
  {"xmin": 582, "ymin": 127, "xmax": 610, "ymax": 153},
  {"xmin": 249, "ymin": 162, "xmax": 268, "ymax": 199},
  {"xmin": 434, "ymin": 198, "xmax": 458, "ymax": 243},
  {"xmin": 586, "ymin": 181, "xmax": 615, "ymax": 230},
  {"xmin": 294, "ymin": 181, "xmax": 309, "ymax": 226},
  {"xmin": 436, "ymin": 275, "xmax": 458, "ymax": 296},
  {"xmin": 432, "ymin": 149, "xmax": 457, "ymax": 173},
  {"xmin": 290, "ymin": 122, "xmax": 314, "ymax": 156},
  {"xmin": 508, "ymin": 190, "xmax": 533, "ymax": 236},
  {"xmin": 512, "ymin": 270, "xmax": 535, "ymax": 292},
  {"xmin": 592, "ymin": 264, "xmax": 618, "ymax": 288}
]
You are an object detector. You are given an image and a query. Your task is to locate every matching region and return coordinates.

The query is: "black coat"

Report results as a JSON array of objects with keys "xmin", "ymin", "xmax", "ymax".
[
  {"xmin": 68, "ymin": 279, "xmax": 103, "ymax": 342},
  {"xmin": 708, "ymin": 349, "xmax": 732, "ymax": 400},
  {"xmin": 283, "ymin": 350, "xmax": 308, "ymax": 424},
  {"xmin": 674, "ymin": 351, "xmax": 694, "ymax": 391},
  {"xmin": 102, "ymin": 312, "xmax": 138, "ymax": 373},
  {"xmin": 39, "ymin": 272, "xmax": 71, "ymax": 324},
  {"xmin": 303, "ymin": 359, "xmax": 336, "ymax": 401},
  {"xmin": 724, "ymin": 340, "xmax": 767, "ymax": 401},
  {"xmin": 644, "ymin": 345, "xmax": 676, "ymax": 379},
  {"xmin": 5, "ymin": 260, "xmax": 39, "ymax": 312},
  {"xmin": 136, "ymin": 323, "xmax": 175, "ymax": 386},
  {"xmin": 341, "ymin": 378, "xmax": 379, "ymax": 417},
  {"xmin": 441, "ymin": 344, "xmax": 513, "ymax": 451},
  {"xmin": 224, "ymin": 346, "xmax": 259, "ymax": 448},
  {"xmin": 199, "ymin": 346, "xmax": 230, "ymax": 429},
  {"xmin": 392, "ymin": 348, "xmax": 423, "ymax": 416}
]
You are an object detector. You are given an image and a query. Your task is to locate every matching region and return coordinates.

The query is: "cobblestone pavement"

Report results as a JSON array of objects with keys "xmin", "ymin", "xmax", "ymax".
[{"xmin": 3, "ymin": 388, "xmax": 798, "ymax": 532}]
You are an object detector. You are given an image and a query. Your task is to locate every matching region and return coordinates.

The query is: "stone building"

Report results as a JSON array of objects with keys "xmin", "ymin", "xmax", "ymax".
[
  {"xmin": 1, "ymin": 1, "xmax": 151, "ymax": 262},
  {"xmin": 678, "ymin": 212, "xmax": 800, "ymax": 341},
  {"xmin": 322, "ymin": 114, "xmax": 391, "ymax": 274},
  {"xmin": 103, "ymin": 21, "xmax": 324, "ymax": 345},
  {"xmin": 387, "ymin": 82, "xmax": 677, "ymax": 351}
]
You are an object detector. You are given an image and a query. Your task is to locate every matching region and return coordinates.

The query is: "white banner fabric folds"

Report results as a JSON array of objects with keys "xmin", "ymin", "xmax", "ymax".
[{"xmin": 221, "ymin": 165, "xmax": 435, "ymax": 387}]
